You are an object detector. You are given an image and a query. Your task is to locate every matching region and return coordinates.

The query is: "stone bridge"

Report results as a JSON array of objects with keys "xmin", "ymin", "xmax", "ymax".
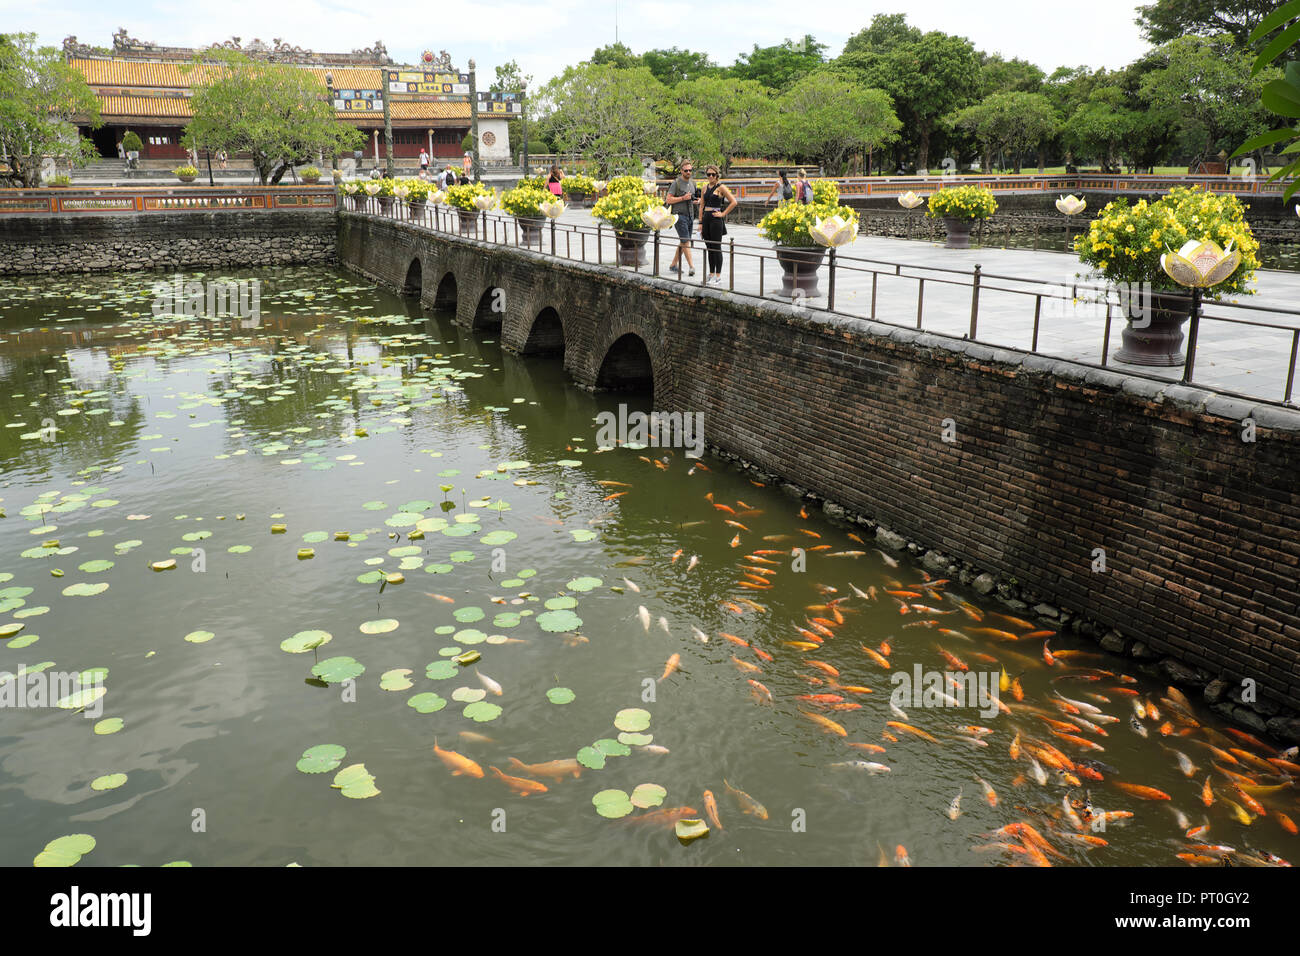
[{"xmin": 336, "ymin": 211, "xmax": 1300, "ymax": 725}]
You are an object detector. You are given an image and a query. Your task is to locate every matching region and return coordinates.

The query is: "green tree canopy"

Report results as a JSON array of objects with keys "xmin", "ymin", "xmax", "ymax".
[
  {"xmin": 1136, "ymin": 0, "xmax": 1278, "ymax": 46},
  {"xmin": 730, "ymin": 36, "xmax": 827, "ymax": 90},
  {"xmin": 0, "ymin": 33, "xmax": 101, "ymax": 187},
  {"xmin": 590, "ymin": 43, "xmax": 642, "ymax": 70},
  {"xmin": 490, "ymin": 59, "xmax": 531, "ymax": 93},
  {"xmin": 673, "ymin": 77, "xmax": 771, "ymax": 172},
  {"xmin": 642, "ymin": 48, "xmax": 718, "ymax": 86},
  {"xmin": 979, "ymin": 54, "xmax": 1046, "ymax": 96},
  {"xmin": 950, "ymin": 91, "xmax": 1058, "ymax": 172},
  {"xmin": 758, "ymin": 69, "xmax": 901, "ymax": 174},
  {"xmin": 183, "ymin": 53, "xmax": 362, "ymax": 184},
  {"xmin": 1061, "ymin": 88, "xmax": 1140, "ymax": 168}
]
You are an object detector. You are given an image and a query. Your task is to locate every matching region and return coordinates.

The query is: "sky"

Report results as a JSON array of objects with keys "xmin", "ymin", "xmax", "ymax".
[{"xmin": 4, "ymin": 0, "xmax": 1156, "ymax": 88}]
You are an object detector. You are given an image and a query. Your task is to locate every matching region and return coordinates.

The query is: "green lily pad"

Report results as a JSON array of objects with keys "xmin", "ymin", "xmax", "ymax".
[
  {"xmin": 536, "ymin": 609, "xmax": 583, "ymax": 633},
  {"xmin": 614, "ymin": 708, "xmax": 652, "ymax": 732},
  {"xmin": 56, "ymin": 686, "xmax": 106, "ymax": 710},
  {"xmin": 359, "ymin": 618, "xmax": 399, "ymax": 635},
  {"xmin": 312, "ymin": 656, "xmax": 365, "ymax": 684},
  {"xmin": 618, "ymin": 732, "xmax": 654, "ymax": 746},
  {"xmin": 570, "ymin": 529, "xmax": 597, "ymax": 542},
  {"xmin": 379, "ymin": 668, "xmax": 413, "ymax": 691},
  {"xmin": 424, "ymin": 563, "xmax": 454, "ymax": 574},
  {"xmin": 0, "ymin": 622, "xmax": 25, "ymax": 639},
  {"xmin": 592, "ymin": 788, "xmax": 635, "ymax": 818},
  {"xmin": 492, "ymin": 612, "xmax": 521, "ymax": 628},
  {"xmin": 594, "ymin": 738, "xmax": 631, "ymax": 757},
  {"xmin": 228, "ymin": 545, "xmax": 252, "ymax": 554},
  {"xmin": 281, "ymin": 630, "xmax": 332, "ymax": 654},
  {"xmin": 332, "ymin": 763, "xmax": 380, "ymax": 799},
  {"xmin": 546, "ymin": 687, "xmax": 576, "ymax": 705},
  {"xmin": 675, "ymin": 819, "xmax": 709, "ymax": 842},
  {"xmin": 93, "ymin": 718, "xmax": 124, "ymax": 735},
  {"xmin": 425, "ymin": 660, "xmax": 458, "ymax": 679},
  {"xmin": 462, "ymin": 700, "xmax": 502, "ymax": 722},
  {"xmin": 34, "ymin": 834, "xmax": 96, "ymax": 867},
  {"xmin": 77, "ymin": 559, "xmax": 115, "ymax": 573},
  {"xmin": 454, "ymin": 629, "xmax": 486, "ymax": 645},
  {"xmin": 448, "ymin": 550, "xmax": 475, "ymax": 562},
  {"xmin": 544, "ymin": 596, "xmax": 578, "ymax": 610},
  {"xmin": 90, "ymin": 773, "xmax": 127, "ymax": 792},
  {"xmin": 630, "ymin": 782, "xmax": 667, "ymax": 808},
  {"xmin": 62, "ymin": 582, "xmax": 109, "ymax": 597},
  {"xmin": 184, "ymin": 630, "xmax": 215, "ymax": 644},
  {"xmin": 452, "ymin": 686, "xmax": 487, "ymax": 703},
  {"xmin": 453, "ymin": 606, "xmax": 485, "ymax": 623},
  {"xmin": 577, "ymin": 746, "xmax": 606, "ymax": 770},
  {"xmin": 479, "ymin": 530, "xmax": 517, "ymax": 546},
  {"xmin": 566, "ymin": 576, "xmax": 602, "ymax": 592},
  {"xmin": 408, "ymin": 692, "xmax": 448, "ymax": 713},
  {"xmin": 296, "ymin": 744, "xmax": 346, "ymax": 774}
]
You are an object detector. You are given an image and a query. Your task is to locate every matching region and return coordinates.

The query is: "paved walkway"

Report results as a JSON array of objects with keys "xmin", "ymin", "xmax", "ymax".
[{"xmin": 505, "ymin": 206, "xmax": 1299, "ymax": 405}]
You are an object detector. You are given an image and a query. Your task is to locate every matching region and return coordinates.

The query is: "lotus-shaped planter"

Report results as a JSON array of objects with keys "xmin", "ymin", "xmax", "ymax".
[
  {"xmin": 897, "ymin": 191, "xmax": 924, "ymax": 210},
  {"xmin": 643, "ymin": 181, "xmax": 659, "ymax": 196},
  {"xmin": 342, "ymin": 182, "xmax": 359, "ymax": 195},
  {"xmin": 1159, "ymin": 239, "xmax": 1241, "ymax": 288},
  {"xmin": 641, "ymin": 205, "xmax": 677, "ymax": 231},
  {"xmin": 593, "ymin": 180, "xmax": 607, "ymax": 194},
  {"xmin": 394, "ymin": 185, "xmax": 410, "ymax": 200},
  {"xmin": 809, "ymin": 215, "xmax": 858, "ymax": 248},
  {"xmin": 363, "ymin": 183, "xmax": 382, "ymax": 196},
  {"xmin": 472, "ymin": 193, "xmax": 495, "ymax": 212},
  {"xmin": 540, "ymin": 199, "xmax": 566, "ymax": 219},
  {"xmin": 1056, "ymin": 194, "xmax": 1086, "ymax": 216},
  {"xmin": 428, "ymin": 189, "xmax": 446, "ymax": 205}
]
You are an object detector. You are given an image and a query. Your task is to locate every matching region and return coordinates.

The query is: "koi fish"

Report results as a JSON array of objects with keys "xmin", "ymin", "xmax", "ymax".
[
  {"xmin": 976, "ymin": 775, "xmax": 998, "ymax": 807},
  {"xmin": 848, "ymin": 742, "xmax": 888, "ymax": 754},
  {"xmin": 703, "ymin": 789, "xmax": 723, "ymax": 830},
  {"xmin": 489, "ymin": 766, "xmax": 548, "ymax": 796},
  {"xmin": 895, "ymin": 845, "xmax": 911, "ymax": 866},
  {"xmin": 623, "ymin": 577, "xmax": 641, "ymax": 593},
  {"xmin": 732, "ymin": 656, "xmax": 762, "ymax": 674},
  {"xmin": 424, "ymin": 593, "xmax": 456, "ymax": 603},
  {"xmin": 659, "ymin": 653, "xmax": 681, "ymax": 681},
  {"xmin": 625, "ymin": 806, "xmax": 699, "ymax": 827},
  {"xmin": 506, "ymin": 757, "xmax": 583, "ymax": 781},
  {"xmin": 936, "ymin": 646, "xmax": 968, "ymax": 672},
  {"xmin": 686, "ymin": 555, "xmax": 699, "ymax": 571},
  {"xmin": 886, "ymin": 721, "xmax": 942, "ymax": 745},
  {"xmin": 806, "ymin": 660, "xmax": 840, "ymax": 677},
  {"xmin": 723, "ymin": 778, "xmax": 769, "ymax": 819},
  {"xmin": 874, "ymin": 550, "xmax": 900, "ymax": 568},
  {"xmin": 477, "ymin": 671, "xmax": 503, "ymax": 696},
  {"xmin": 860, "ymin": 645, "xmax": 891, "ymax": 669},
  {"xmin": 637, "ymin": 605, "xmax": 650, "ymax": 632},
  {"xmin": 801, "ymin": 710, "xmax": 848, "ymax": 737},
  {"xmin": 691, "ymin": 626, "xmax": 710, "ymax": 643},
  {"xmin": 748, "ymin": 679, "xmax": 773, "ymax": 704},
  {"xmin": 433, "ymin": 738, "xmax": 484, "ymax": 778},
  {"xmin": 1113, "ymin": 782, "xmax": 1171, "ymax": 800},
  {"xmin": 1010, "ymin": 733, "xmax": 1021, "ymax": 760},
  {"xmin": 832, "ymin": 760, "xmax": 891, "ymax": 774},
  {"xmin": 946, "ymin": 789, "xmax": 963, "ymax": 820},
  {"xmin": 1201, "ymin": 776, "xmax": 1215, "ymax": 807}
]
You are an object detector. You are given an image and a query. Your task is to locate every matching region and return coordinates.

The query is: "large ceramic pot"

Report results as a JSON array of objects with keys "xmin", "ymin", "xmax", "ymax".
[
  {"xmin": 1114, "ymin": 290, "xmax": 1193, "ymax": 366},
  {"xmin": 378, "ymin": 196, "xmax": 393, "ymax": 215},
  {"xmin": 942, "ymin": 216, "xmax": 974, "ymax": 249},
  {"xmin": 774, "ymin": 244, "xmax": 828, "ymax": 297},
  {"xmin": 301, "ymin": 174, "xmax": 321, "ymax": 185},
  {"xmin": 516, "ymin": 215, "xmax": 545, "ymax": 245},
  {"xmin": 616, "ymin": 229, "xmax": 650, "ymax": 266},
  {"xmin": 348, "ymin": 194, "xmax": 366, "ymax": 210},
  {"xmin": 177, "ymin": 173, "xmax": 196, "ymax": 184},
  {"xmin": 407, "ymin": 200, "xmax": 426, "ymax": 220},
  {"xmin": 457, "ymin": 208, "xmax": 479, "ymax": 237}
]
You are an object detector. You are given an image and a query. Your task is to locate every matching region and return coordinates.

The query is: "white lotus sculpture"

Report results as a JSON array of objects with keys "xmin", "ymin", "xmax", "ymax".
[
  {"xmin": 809, "ymin": 215, "xmax": 859, "ymax": 248},
  {"xmin": 593, "ymin": 180, "xmax": 607, "ymax": 193},
  {"xmin": 342, "ymin": 182, "xmax": 358, "ymax": 195},
  {"xmin": 472, "ymin": 193, "xmax": 496, "ymax": 211},
  {"xmin": 1056, "ymin": 194, "xmax": 1087, "ymax": 216},
  {"xmin": 540, "ymin": 199, "xmax": 566, "ymax": 219},
  {"xmin": 641, "ymin": 205, "xmax": 678, "ymax": 231},
  {"xmin": 643, "ymin": 181, "xmax": 659, "ymax": 196},
  {"xmin": 897, "ymin": 191, "xmax": 924, "ymax": 210},
  {"xmin": 363, "ymin": 182, "xmax": 381, "ymax": 196},
  {"xmin": 394, "ymin": 185, "xmax": 410, "ymax": 200},
  {"xmin": 1159, "ymin": 239, "xmax": 1241, "ymax": 288},
  {"xmin": 428, "ymin": 189, "xmax": 446, "ymax": 205}
]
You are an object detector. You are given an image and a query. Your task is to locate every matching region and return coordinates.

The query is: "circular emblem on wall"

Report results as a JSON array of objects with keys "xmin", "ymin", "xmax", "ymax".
[
  {"xmin": 482, "ymin": 131, "xmax": 496, "ymax": 146},
  {"xmin": 422, "ymin": 50, "xmax": 434, "ymax": 64}
]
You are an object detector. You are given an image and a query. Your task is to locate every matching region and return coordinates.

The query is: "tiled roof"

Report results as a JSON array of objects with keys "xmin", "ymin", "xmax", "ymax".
[{"xmin": 98, "ymin": 94, "xmax": 195, "ymax": 118}]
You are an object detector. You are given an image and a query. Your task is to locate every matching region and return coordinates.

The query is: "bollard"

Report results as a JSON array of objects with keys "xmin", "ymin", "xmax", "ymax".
[{"xmin": 968, "ymin": 264, "xmax": 982, "ymax": 339}]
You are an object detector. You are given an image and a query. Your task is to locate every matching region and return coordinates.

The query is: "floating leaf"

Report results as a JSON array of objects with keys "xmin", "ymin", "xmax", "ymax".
[
  {"xmin": 536, "ymin": 609, "xmax": 583, "ymax": 633},
  {"xmin": 630, "ymin": 782, "xmax": 667, "ymax": 808},
  {"xmin": 77, "ymin": 559, "xmax": 114, "ymax": 573},
  {"xmin": 359, "ymin": 618, "xmax": 399, "ymax": 635},
  {"xmin": 150, "ymin": 559, "xmax": 177, "ymax": 571},
  {"xmin": 479, "ymin": 530, "xmax": 517, "ymax": 546},
  {"xmin": 546, "ymin": 687, "xmax": 576, "ymax": 705},
  {"xmin": 379, "ymin": 668, "xmax": 413, "ymax": 691},
  {"xmin": 332, "ymin": 763, "xmax": 380, "ymax": 799},
  {"xmin": 454, "ymin": 650, "xmax": 481, "ymax": 665},
  {"xmin": 452, "ymin": 686, "xmax": 487, "ymax": 703},
  {"xmin": 594, "ymin": 738, "xmax": 631, "ymax": 757},
  {"xmin": 453, "ymin": 606, "xmax": 485, "ymax": 623},
  {"xmin": 93, "ymin": 718, "xmax": 124, "ymax": 735},
  {"xmin": 570, "ymin": 529, "xmax": 597, "ymax": 542},
  {"xmin": 544, "ymin": 596, "xmax": 578, "ymax": 610},
  {"xmin": 566, "ymin": 576, "xmax": 602, "ymax": 592},
  {"xmin": 56, "ymin": 686, "xmax": 106, "ymax": 710},
  {"xmin": 0, "ymin": 622, "xmax": 24, "ymax": 639},
  {"xmin": 281, "ymin": 630, "xmax": 332, "ymax": 654},
  {"xmin": 425, "ymin": 660, "xmax": 458, "ymax": 679},
  {"xmin": 592, "ymin": 788, "xmax": 634, "ymax": 818},
  {"xmin": 576, "ymin": 746, "xmax": 606, "ymax": 770},
  {"xmin": 184, "ymin": 630, "xmax": 215, "ymax": 644},
  {"xmin": 618, "ymin": 732, "xmax": 653, "ymax": 746},
  {"xmin": 296, "ymin": 744, "xmax": 346, "ymax": 774},
  {"xmin": 462, "ymin": 700, "xmax": 502, "ymax": 722},
  {"xmin": 615, "ymin": 708, "xmax": 652, "ymax": 732},
  {"xmin": 407, "ymin": 692, "xmax": 448, "ymax": 713},
  {"xmin": 675, "ymin": 819, "xmax": 709, "ymax": 842},
  {"xmin": 90, "ymin": 773, "xmax": 127, "ymax": 792},
  {"xmin": 493, "ymin": 612, "xmax": 521, "ymax": 628},
  {"xmin": 34, "ymin": 834, "xmax": 95, "ymax": 867},
  {"xmin": 62, "ymin": 582, "xmax": 109, "ymax": 597},
  {"xmin": 312, "ymin": 656, "xmax": 364, "ymax": 684}
]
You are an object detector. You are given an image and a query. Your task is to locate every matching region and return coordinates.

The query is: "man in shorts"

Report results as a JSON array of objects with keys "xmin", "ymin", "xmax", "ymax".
[{"xmin": 666, "ymin": 161, "xmax": 697, "ymax": 277}]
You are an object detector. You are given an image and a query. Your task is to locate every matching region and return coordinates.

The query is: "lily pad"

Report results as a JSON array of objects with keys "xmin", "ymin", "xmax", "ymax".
[
  {"xmin": 453, "ymin": 606, "xmax": 485, "ymax": 623},
  {"xmin": 592, "ymin": 788, "xmax": 635, "ymax": 818},
  {"xmin": 407, "ymin": 692, "xmax": 448, "ymax": 714},
  {"xmin": 296, "ymin": 744, "xmax": 346, "ymax": 774},
  {"xmin": 566, "ymin": 576, "xmax": 602, "ymax": 592},
  {"xmin": 576, "ymin": 746, "xmax": 606, "ymax": 770},
  {"xmin": 630, "ymin": 782, "xmax": 667, "ymax": 808},
  {"xmin": 34, "ymin": 834, "xmax": 96, "ymax": 867},
  {"xmin": 675, "ymin": 819, "xmax": 709, "ymax": 842},
  {"xmin": 451, "ymin": 686, "xmax": 487, "ymax": 703},
  {"xmin": 536, "ymin": 609, "xmax": 583, "ymax": 633},
  {"xmin": 479, "ymin": 530, "xmax": 517, "ymax": 546},
  {"xmin": 184, "ymin": 630, "xmax": 215, "ymax": 644},
  {"xmin": 312, "ymin": 656, "xmax": 365, "ymax": 684},
  {"xmin": 90, "ymin": 773, "xmax": 127, "ymax": 792},
  {"xmin": 93, "ymin": 718, "xmax": 124, "ymax": 735},
  {"xmin": 56, "ymin": 686, "xmax": 106, "ymax": 711},
  {"xmin": 77, "ymin": 559, "xmax": 114, "ymax": 573},
  {"xmin": 593, "ymin": 738, "xmax": 631, "ymax": 757},
  {"xmin": 425, "ymin": 660, "xmax": 458, "ymax": 679},
  {"xmin": 546, "ymin": 687, "xmax": 576, "ymax": 705},
  {"xmin": 614, "ymin": 708, "xmax": 652, "ymax": 732},
  {"xmin": 570, "ymin": 529, "xmax": 597, "ymax": 542},
  {"xmin": 379, "ymin": 668, "xmax": 413, "ymax": 691},
  {"xmin": 544, "ymin": 596, "xmax": 578, "ymax": 610},
  {"xmin": 618, "ymin": 732, "xmax": 654, "ymax": 746},
  {"xmin": 359, "ymin": 618, "xmax": 399, "ymax": 635},
  {"xmin": 332, "ymin": 763, "xmax": 380, "ymax": 799},
  {"xmin": 62, "ymin": 582, "xmax": 109, "ymax": 597},
  {"xmin": 281, "ymin": 630, "xmax": 332, "ymax": 654},
  {"xmin": 462, "ymin": 700, "xmax": 502, "ymax": 722}
]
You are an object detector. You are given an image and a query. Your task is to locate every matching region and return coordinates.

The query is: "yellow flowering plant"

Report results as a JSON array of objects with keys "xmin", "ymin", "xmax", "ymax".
[
  {"xmin": 1074, "ymin": 186, "xmax": 1259, "ymax": 297},
  {"xmin": 926, "ymin": 185, "xmax": 997, "ymax": 221},
  {"xmin": 605, "ymin": 175, "xmax": 647, "ymax": 195},
  {"xmin": 563, "ymin": 173, "xmax": 597, "ymax": 197},
  {"xmin": 811, "ymin": 180, "xmax": 839, "ymax": 205},
  {"xmin": 592, "ymin": 189, "xmax": 655, "ymax": 233},
  {"xmin": 500, "ymin": 184, "xmax": 551, "ymax": 217},
  {"xmin": 758, "ymin": 201, "xmax": 860, "ymax": 247},
  {"xmin": 444, "ymin": 181, "xmax": 493, "ymax": 212}
]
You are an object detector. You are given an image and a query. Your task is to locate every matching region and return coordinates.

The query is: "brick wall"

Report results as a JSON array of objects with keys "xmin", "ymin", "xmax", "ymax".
[{"xmin": 339, "ymin": 211, "xmax": 1300, "ymax": 717}]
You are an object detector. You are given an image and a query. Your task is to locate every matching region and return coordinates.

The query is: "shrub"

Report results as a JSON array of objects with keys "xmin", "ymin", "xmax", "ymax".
[
  {"xmin": 121, "ymin": 131, "xmax": 142, "ymax": 153},
  {"xmin": 605, "ymin": 175, "xmax": 646, "ymax": 195},
  {"xmin": 563, "ymin": 173, "xmax": 597, "ymax": 197},
  {"xmin": 173, "ymin": 165, "xmax": 199, "ymax": 177},
  {"xmin": 758, "ymin": 200, "xmax": 860, "ymax": 247},
  {"xmin": 444, "ymin": 181, "xmax": 493, "ymax": 212},
  {"xmin": 592, "ymin": 188, "xmax": 655, "ymax": 233},
  {"xmin": 500, "ymin": 184, "xmax": 551, "ymax": 217},
  {"xmin": 925, "ymin": 185, "xmax": 997, "ymax": 221},
  {"xmin": 301, "ymin": 166, "xmax": 321, "ymax": 179},
  {"xmin": 811, "ymin": 180, "xmax": 839, "ymax": 205}
]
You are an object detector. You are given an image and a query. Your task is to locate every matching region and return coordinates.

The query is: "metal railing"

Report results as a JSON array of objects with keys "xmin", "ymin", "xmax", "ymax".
[{"xmin": 345, "ymin": 195, "xmax": 1300, "ymax": 407}]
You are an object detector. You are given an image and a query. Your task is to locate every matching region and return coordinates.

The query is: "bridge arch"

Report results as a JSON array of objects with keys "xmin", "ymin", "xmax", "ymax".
[
  {"xmin": 401, "ymin": 257, "xmax": 422, "ymax": 298},
  {"xmin": 596, "ymin": 332, "xmax": 654, "ymax": 393},
  {"xmin": 472, "ymin": 286, "xmax": 505, "ymax": 330},
  {"xmin": 433, "ymin": 271, "xmax": 457, "ymax": 311},
  {"xmin": 520, "ymin": 306, "xmax": 566, "ymax": 357}
]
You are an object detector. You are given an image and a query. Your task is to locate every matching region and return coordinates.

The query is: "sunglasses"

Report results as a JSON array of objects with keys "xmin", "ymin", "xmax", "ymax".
[{"xmin": 707, "ymin": 172, "xmax": 719, "ymax": 177}]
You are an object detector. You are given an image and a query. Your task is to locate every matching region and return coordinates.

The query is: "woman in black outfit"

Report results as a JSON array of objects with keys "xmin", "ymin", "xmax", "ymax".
[{"xmin": 698, "ymin": 166, "xmax": 738, "ymax": 284}]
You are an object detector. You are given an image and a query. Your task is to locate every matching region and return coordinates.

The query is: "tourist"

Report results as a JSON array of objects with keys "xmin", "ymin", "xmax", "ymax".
[
  {"xmin": 419, "ymin": 148, "xmax": 430, "ymax": 173},
  {"xmin": 665, "ymin": 160, "xmax": 697, "ymax": 277},
  {"xmin": 764, "ymin": 169, "xmax": 793, "ymax": 205},
  {"xmin": 116, "ymin": 140, "xmax": 125, "ymax": 163},
  {"xmin": 218, "ymin": 149, "xmax": 228, "ymax": 170},
  {"xmin": 445, "ymin": 166, "xmax": 458, "ymax": 190},
  {"xmin": 795, "ymin": 168, "xmax": 814, "ymax": 204},
  {"xmin": 547, "ymin": 165, "xmax": 564, "ymax": 197},
  {"xmin": 699, "ymin": 165, "xmax": 737, "ymax": 285}
]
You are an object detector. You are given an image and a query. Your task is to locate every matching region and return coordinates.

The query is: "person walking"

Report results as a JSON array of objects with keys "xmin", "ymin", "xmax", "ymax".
[
  {"xmin": 665, "ymin": 160, "xmax": 697, "ymax": 277},
  {"xmin": 116, "ymin": 140, "xmax": 125, "ymax": 163},
  {"xmin": 698, "ymin": 165, "xmax": 737, "ymax": 284},
  {"xmin": 218, "ymin": 149, "xmax": 228, "ymax": 170},
  {"xmin": 764, "ymin": 169, "xmax": 793, "ymax": 205},
  {"xmin": 546, "ymin": 165, "xmax": 564, "ymax": 196},
  {"xmin": 419, "ymin": 148, "xmax": 430, "ymax": 174},
  {"xmin": 794, "ymin": 168, "xmax": 814, "ymax": 204}
]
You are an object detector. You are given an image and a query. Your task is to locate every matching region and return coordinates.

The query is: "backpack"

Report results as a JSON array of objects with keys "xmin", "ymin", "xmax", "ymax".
[
  {"xmin": 781, "ymin": 180, "xmax": 793, "ymax": 200},
  {"xmin": 798, "ymin": 180, "xmax": 812, "ymax": 203}
]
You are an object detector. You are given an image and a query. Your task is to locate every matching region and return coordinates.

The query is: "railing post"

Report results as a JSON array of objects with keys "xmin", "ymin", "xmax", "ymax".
[
  {"xmin": 729, "ymin": 238, "xmax": 735, "ymax": 291},
  {"xmin": 596, "ymin": 223, "xmax": 602, "ymax": 265},
  {"xmin": 1032, "ymin": 295, "xmax": 1042, "ymax": 352},
  {"xmin": 1181, "ymin": 287, "xmax": 1202, "ymax": 384},
  {"xmin": 1102, "ymin": 303, "xmax": 1113, "ymax": 366},
  {"xmin": 968, "ymin": 264, "xmax": 982, "ymax": 339},
  {"xmin": 759, "ymin": 256, "xmax": 764, "ymax": 297},
  {"xmin": 827, "ymin": 248, "xmax": 836, "ymax": 311},
  {"xmin": 916, "ymin": 277, "xmax": 924, "ymax": 329},
  {"xmin": 871, "ymin": 272, "xmax": 878, "ymax": 320},
  {"xmin": 653, "ymin": 231, "xmax": 661, "ymax": 276},
  {"xmin": 1285, "ymin": 329, "xmax": 1300, "ymax": 405}
]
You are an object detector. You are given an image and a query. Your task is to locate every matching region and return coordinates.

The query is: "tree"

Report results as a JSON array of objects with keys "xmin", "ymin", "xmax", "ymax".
[
  {"xmin": 642, "ymin": 48, "xmax": 717, "ymax": 86},
  {"xmin": 1062, "ymin": 89, "xmax": 1139, "ymax": 169},
  {"xmin": 729, "ymin": 36, "xmax": 827, "ymax": 90},
  {"xmin": 1136, "ymin": 0, "xmax": 1278, "ymax": 46},
  {"xmin": 1233, "ymin": 0, "xmax": 1300, "ymax": 200},
  {"xmin": 1139, "ymin": 34, "xmax": 1278, "ymax": 167},
  {"xmin": 759, "ymin": 69, "xmax": 901, "ymax": 174},
  {"xmin": 184, "ymin": 53, "xmax": 363, "ymax": 184},
  {"xmin": 674, "ymin": 77, "xmax": 771, "ymax": 172},
  {"xmin": 490, "ymin": 60, "xmax": 531, "ymax": 93},
  {"xmin": 950, "ymin": 91, "xmax": 1058, "ymax": 172},
  {"xmin": 0, "ymin": 33, "xmax": 101, "ymax": 187},
  {"xmin": 590, "ymin": 43, "xmax": 642, "ymax": 70},
  {"xmin": 842, "ymin": 13, "xmax": 921, "ymax": 57},
  {"xmin": 839, "ymin": 28, "xmax": 983, "ymax": 171},
  {"xmin": 535, "ymin": 63, "xmax": 692, "ymax": 176},
  {"xmin": 979, "ymin": 54, "xmax": 1046, "ymax": 96}
]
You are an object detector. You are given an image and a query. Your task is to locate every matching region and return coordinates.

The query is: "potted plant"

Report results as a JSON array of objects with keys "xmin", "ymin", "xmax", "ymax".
[
  {"xmin": 45, "ymin": 174, "xmax": 71, "ymax": 188},
  {"xmin": 757, "ymin": 199, "xmax": 860, "ymax": 297},
  {"xmin": 592, "ymin": 188, "xmax": 656, "ymax": 265},
  {"xmin": 300, "ymin": 165, "xmax": 322, "ymax": 185},
  {"xmin": 563, "ymin": 173, "xmax": 597, "ymax": 207},
  {"xmin": 340, "ymin": 181, "xmax": 365, "ymax": 209},
  {"xmin": 500, "ymin": 183, "xmax": 551, "ymax": 244},
  {"xmin": 174, "ymin": 164, "xmax": 198, "ymax": 184},
  {"xmin": 371, "ymin": 177, "xmax": 396, "ymax": 214},
  {"xmin": 122, "ymin": 130, "xmax": 142, "ymax": 169},
  {"xmin": 1074, "ymin": 186, "xmax": 1260, "ymax": 366},
  {"xmin": 395, "ymin": 178, "xmax": 430, "ymax": 218},
  {"xmin": 445, "ymin": 181, "xmax": 494, "ymax": 235},
  {"xmin": 925, "ymin": 185, "xmax": 996, "ymax": 248}
]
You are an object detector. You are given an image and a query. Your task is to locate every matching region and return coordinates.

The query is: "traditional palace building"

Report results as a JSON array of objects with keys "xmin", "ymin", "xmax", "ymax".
[{"xmin": 64, "ymin": 30, "xmax": 475, "ymax": 164}]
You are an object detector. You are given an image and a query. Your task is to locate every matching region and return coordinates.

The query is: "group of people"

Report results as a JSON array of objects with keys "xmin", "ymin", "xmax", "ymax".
[{"xmin": 662, "ymin": 164, "xmax": 812, "ymax": 284}]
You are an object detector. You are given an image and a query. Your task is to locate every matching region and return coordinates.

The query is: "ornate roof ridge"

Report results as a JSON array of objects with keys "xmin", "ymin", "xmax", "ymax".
[{"xmin": 63, "ymin": 29, "xmax": 394, "ymax": 65}]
